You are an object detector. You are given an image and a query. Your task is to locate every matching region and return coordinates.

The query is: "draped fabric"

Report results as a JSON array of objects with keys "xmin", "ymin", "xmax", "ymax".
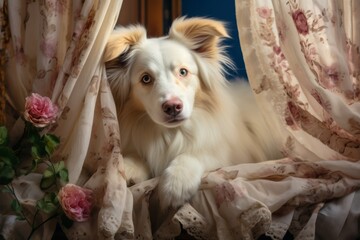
[
  {"xmin": 0, "ymin": 1, "xmax": 127, "ymax": 239},
  {"xmin": 237, "ymin": 0, "xmax": 360, "ymax": 161},
  {"xmin": 1, "ymin": 0, "xmax": 360, "ymax": 240}
]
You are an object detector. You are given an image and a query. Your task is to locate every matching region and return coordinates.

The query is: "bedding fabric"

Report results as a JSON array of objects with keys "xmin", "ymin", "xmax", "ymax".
[{"xmin": 0, "ymin": 0, "xmax": 359, "ymax": 239}]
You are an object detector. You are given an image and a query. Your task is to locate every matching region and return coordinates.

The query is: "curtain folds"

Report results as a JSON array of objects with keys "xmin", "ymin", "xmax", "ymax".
[
  {"xmin": 236, "ymin": 0, "xmax": 360, "ymax": 161},
  {"xmin": 1, "ymin": 0, "xmax": 125, "ymax": 239},
  {"xmin": 1, "ymin": 0, "xmax": 360, "ymax": 239}
]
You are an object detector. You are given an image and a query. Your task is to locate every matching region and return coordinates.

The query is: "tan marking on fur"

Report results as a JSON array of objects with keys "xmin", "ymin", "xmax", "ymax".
[
  {"xmin": 169, "ymin": 17, "xmax": 229, "ymax": 59},
  {"xmin": 128, "ymin": 89, "xmax": 145, "ymax": 111},
  {"xmin": 194, "ymin": 82, "xmax": 219, "ymax": 113},
  {"xmin": 104, "ymin": 25, "xmax": 146, "ymax": 62}
]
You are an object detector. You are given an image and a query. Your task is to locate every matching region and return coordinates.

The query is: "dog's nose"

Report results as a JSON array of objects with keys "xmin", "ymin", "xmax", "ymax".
[{"xmin": 162, "ymin": 98, "xmax": 183, "ymax": 116}]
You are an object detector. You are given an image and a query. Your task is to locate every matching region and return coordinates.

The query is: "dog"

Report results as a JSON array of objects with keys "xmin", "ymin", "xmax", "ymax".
[{"xmin": 104, "ymin": 17, "xmax": 284, "ymax": 209}]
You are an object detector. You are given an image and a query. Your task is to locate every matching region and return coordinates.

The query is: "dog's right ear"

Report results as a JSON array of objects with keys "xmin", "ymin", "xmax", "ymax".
[
  {"xmin": 104, "ymin": 26, "xmax": 146, "ymax": 111},
  {"xmin": 104, "ymin": 25, "xmax": 146, "ymax": 62}
]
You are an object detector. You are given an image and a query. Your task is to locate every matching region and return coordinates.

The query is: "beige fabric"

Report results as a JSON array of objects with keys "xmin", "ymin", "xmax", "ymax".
[
  {"xmin": 236, "ymin": 0, "xmax": 360, "ymax": 160},
  {"xmin": 1, "ymin": 0, "xmax": 125, "ymax": 239},
  {"xmin": 1, "ymin": 0, "xmax": 360, "ymax": 239},
  {"xmin": 124, "ymin": 159, "xmax": 360, "ymax": 240}
]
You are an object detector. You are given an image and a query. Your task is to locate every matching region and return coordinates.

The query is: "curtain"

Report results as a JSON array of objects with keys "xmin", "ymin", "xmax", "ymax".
[
  {"xmin": 237, "ymin": 0, "xmax": 360, "ymax": 161},
  {"xmin": 1, "ymin": 0, "xmax": 360, "ymax": 240},
  {"xmin": 0, "ymin": 1, "xmax": 128, "ymax": 239}
]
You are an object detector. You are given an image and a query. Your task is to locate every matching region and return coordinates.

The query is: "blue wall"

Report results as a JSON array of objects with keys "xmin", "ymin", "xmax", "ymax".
[{"xmin": 181, "ymin": 0, "xmax": 247, "ymax": 79}]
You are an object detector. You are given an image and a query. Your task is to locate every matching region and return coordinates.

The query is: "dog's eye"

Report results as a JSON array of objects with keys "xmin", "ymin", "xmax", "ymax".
[
  {"xmin": 141, "ymin": 74, "xmax": 152, "ymax": 84},
  {"xmin": 179, "ymin": 68, "xmax": 188, "ymax": 77}
]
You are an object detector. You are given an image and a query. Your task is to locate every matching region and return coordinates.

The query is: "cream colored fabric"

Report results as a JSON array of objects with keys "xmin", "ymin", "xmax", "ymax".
[
  {"xmin": 1, "ymin": 0, "xmax": 125, "ymax": 239},
  {"xmin": 1, "ymin": 0, "xmax": 360, "ymax": 239},
  {"xmin": 236, "ymin": 0, "xmax": 360, "ymax": 161}
]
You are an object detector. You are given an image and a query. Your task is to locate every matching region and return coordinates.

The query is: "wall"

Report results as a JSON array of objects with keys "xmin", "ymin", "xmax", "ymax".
[{"xmin": 181, "ymin": 0, "xmax": 247, "ymax": 80}]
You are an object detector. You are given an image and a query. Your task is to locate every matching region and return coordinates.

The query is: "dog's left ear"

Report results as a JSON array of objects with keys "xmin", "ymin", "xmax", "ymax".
[{"xmin": 169, "ymin": 17, "xmax": 229, "ymax": 59}]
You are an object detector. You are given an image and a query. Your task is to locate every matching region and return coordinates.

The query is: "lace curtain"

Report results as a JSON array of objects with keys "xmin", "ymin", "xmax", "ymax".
[{"xmin": 1, "ymin": 0, "xmax": 360, "ymax": 240}]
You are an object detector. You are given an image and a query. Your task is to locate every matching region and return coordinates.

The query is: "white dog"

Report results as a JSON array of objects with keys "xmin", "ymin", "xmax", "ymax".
[{"xmin": 104, "ymin": 17, "xmax": 283, "ymax": 209}]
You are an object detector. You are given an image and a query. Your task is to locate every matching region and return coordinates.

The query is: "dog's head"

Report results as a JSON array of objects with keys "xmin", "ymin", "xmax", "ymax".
[{"xmin": 104, "ymin": 17, "xmax": 230, "ymax": 128}]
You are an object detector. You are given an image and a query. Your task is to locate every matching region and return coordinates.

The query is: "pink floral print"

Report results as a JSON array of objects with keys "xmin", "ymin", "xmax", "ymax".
[
  {"xmin": 256, "ymin": 7, "xmax": 272, "ymax": 19},
  {"xmin": 292, "ymin": 9, "xmax": 309, "ymax": 35},
  {"xmin": 253, "ymin": 0, "xmax": 360, "ymax": 159},
  {"xmin": 215, "ymin": 182, "xmax": 236, "ymax": 208}
]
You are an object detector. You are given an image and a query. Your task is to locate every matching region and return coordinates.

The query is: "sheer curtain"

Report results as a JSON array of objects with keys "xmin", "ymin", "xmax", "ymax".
[
  {"xmin": 1, "ymin": 0, "xmax": 360, "ymax": 239},
  {"xmin": 0, "ymin": 1, "xmax": 128, "ymax": 239},
  {"xmin": 236, "ymin": 0, "xmax": 360, "ymax": 162}
]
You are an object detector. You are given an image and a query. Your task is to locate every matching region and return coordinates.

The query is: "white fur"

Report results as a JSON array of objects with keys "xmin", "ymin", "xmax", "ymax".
[{"xmin": 105, "ymin": 17, "xmax": 283, "ymax": 209}]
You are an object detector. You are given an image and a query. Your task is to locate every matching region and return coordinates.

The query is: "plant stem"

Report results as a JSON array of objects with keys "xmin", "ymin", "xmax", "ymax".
[
  {"xmin": 47, "ymin": 156, "xmax": 60, "ymax": 190},
  {"xmin": 31, "ymin": 209, "xmax": 39, "ymax": 229},
  {"xmin": 27, "ymin": 213, "xmax": 59, "ymax": 240},
  {"xmin": 6, "ymin": 183, "xmax": 32, "ymax": 226}
]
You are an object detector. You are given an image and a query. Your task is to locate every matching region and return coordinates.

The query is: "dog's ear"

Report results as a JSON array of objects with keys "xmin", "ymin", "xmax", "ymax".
[
  {"xmin": 169, "ymin": 17, "xmax": 229, "ymax": 59},
  {"xmin": 104, "ymin": 26, "xmax": 146, "ymax": 111},
  {"xmin": 104, "ymin": 25, "xmax": 146, "ymax": 62}
]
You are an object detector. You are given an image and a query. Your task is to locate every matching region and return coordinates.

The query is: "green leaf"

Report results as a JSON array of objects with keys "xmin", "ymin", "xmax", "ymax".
[
  {"xmin": 23, "ymin": 121, "xmax": 40, "ymax": 139},
  {"xmin": 0, "ymin": 126, "xmax": 8, "ymax": 146},
  {"xmin": 0, "ymin": 146, "xmax": 19, "ymax": 167},
  {"xmin": 31, "ymin": 144, "xmax": 46, "ymax": 159},
  {"xmin": 43, "ymin": 168, "xmax": 54, "ymax": 178},
  {"xmin": 40, "ymin": 174, "xmax": 56, "ymax": 190},
  {"xmin": 0, "ymin": 164, "xmax": 15, "ymax": 185},
  {"xmin": 36, "ymin": 192, "xmax": 59, "ymax": 214},
  {"xmin": 15, "ymin": 215, "xmax": 25, "ymax": 221},
  {"xmin": 26, "ymin": 158, "xmax": 43, "ymax": 174},
  {"xmin": 54, "ymin": 161, "xmax": 65, "ymax": 173},
  {"xmin": 1, "ymin": 185, "xmax": 11, "ymax": 193},
  {"xmin": 58, "ymin": 169, "xmax": 69, "ymax": 184},
  {"xmin": 42, "ymin": 134, "xmax": 60, "ymax": 156},
  {"xmin": 11, "ymin": 199, "xmax": 22, "ymax": 214},
  {"xmin": 44, "ymin": 191, "xmax": 57, "ymax": 202}
]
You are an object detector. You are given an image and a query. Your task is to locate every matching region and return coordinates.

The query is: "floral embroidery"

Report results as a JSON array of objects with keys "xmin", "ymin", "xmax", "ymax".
[
  {"xmin": 215, "ymin": 182, "xmax": 236, "ymax": 208},
  {"xmin": 285, "ymin": 101, "xmax": 301, "ymax": 129},
  {"xmin": 319, "ymin": 63, "xmax": 343, "ymax": 89},
  {"xmin": 44, "ymin": 0, "xmax": 68, "ymax": 15},
  {"xmin": 310, "ymin": 89, "xmax": 332, "ymax": 112},
  {"xmin": 292, "ymin": 9, "xmax": 309, "ymax": 35},
  {"xmin": 256, "ymin": 7, "xmax": 272, "ymax": 19},
  {"xmin": 40, "ymin": 39, "xmax": 58, "ymax": 58},
  {"xmin": 300, "ymin": 39, "xmax": 317, "ymax": 64},
  {"xmin": 349, "ymin": 118, "xmax": 360, "ymax": 138},
  {"xmin": 254, "ymin": 1, "xmax": 360, "ymax": 159}
]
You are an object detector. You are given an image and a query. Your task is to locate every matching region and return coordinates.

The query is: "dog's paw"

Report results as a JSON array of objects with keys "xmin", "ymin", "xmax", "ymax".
[
  {"xmin": 123, "ymin": 156, "xmax": 151, "ymax": 186},
  {"xmin": 157, "ymin": 159, "xmax": 203, "ymax": 209}
]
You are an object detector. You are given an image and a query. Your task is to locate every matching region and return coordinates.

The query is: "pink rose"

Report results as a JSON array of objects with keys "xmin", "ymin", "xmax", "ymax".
[
  {"xmin": 292, "ymin": 9, "xmax": 309, "ymax": 35},
  {"xmin": 58, "ymin": 184, "xmax": 93, "ymax": 222},
  {"xmin": 24, "ymin": 93, "xmax": 58, "ymax": 128}
]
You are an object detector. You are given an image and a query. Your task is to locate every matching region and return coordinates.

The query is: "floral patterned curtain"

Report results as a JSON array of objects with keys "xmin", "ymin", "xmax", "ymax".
[
  {"xmin": 0, "ymin": 0, "xmax": 127, "ymax": 239},
  {"xmin": 1, "ymin": 0, "xmax": 360, "ymax": 240},
  {"xmin": 237, "ymin": 0, "xmax": 360, "ymax": 161}
]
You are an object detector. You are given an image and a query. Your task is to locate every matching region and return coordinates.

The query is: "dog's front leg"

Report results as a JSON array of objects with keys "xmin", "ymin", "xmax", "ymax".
[
  {"xmin": 158, "ymin": 154, "xmax": 204, "ymax": 209},
  {"xmin": 123, "ymin": 155, "xmax": 151, "ymax": 186}
]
